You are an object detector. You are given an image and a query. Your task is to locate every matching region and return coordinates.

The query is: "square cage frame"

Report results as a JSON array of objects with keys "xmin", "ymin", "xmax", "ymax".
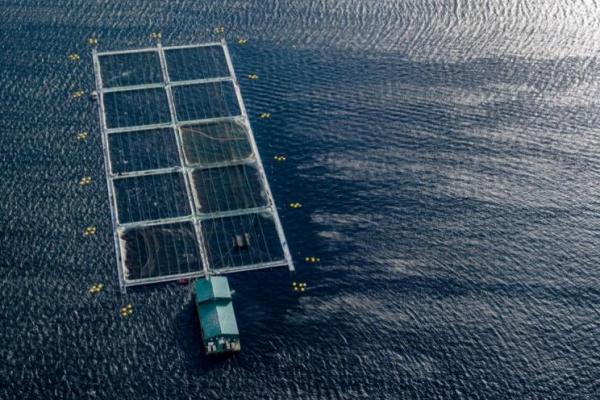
[{"xmin": 92, "ymin": 40, "xmax": 294, "ymax": 292}]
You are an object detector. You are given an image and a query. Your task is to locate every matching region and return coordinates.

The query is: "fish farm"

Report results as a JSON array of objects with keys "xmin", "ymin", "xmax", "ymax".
[{"xmin": 91, "ymin": 40, "xmax": 295, "ymax": 293}]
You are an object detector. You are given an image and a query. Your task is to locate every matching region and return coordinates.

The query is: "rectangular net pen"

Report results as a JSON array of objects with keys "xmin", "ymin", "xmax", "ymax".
[{"xmin": 93, "ymin": 40, "xmax": 294, "ymax": 292}]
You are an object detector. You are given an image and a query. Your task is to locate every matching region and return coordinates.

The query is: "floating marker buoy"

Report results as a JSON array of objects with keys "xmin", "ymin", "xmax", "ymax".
[
  {"xmin": 76, "ymin": 131, "xmax": 88, "ymax": 140},
  {"xmin": 274, "ymin": 155, "xmax": 286, "ymax": 161},
  {"xmin": 213, "ymin": 26, "xmax": 225, "ymax": 34},
  {"xmin": 259, "ymin": 112, "xmax": 272, "ymax": 119},
  {"xmin": 88, "ymin": 283, "xmax": 104, "ymax": 294},
  {"xmin": 289, "ymin": 202, "xmax": 302, "ymax": 209},
  {"xmin": 150, "ymin": 32, "xmax": 162, "ymax": 40},
  {"xmin": 238, "ymin": 38, "xmax": 248, "ymax": 45},
  {"xmin": 72, "ymin": 90, "xmax": 85, "ymax": 99},
  {"xmin": 120, "ymin": 304, "xmax": 134, "ymax": 317},
  {"xmin": 84, "ymin": 226, "xmax": 97, "ymax": 236},
  {"xmin": 292, "ymin": 281, "xmax": 308, "ymax": 292},
  {"xmin": 79, "ymin": 176, "xmax": 92, "ymax": 186},
  {"xmin": 248, "ymin": 74, "xmax": 259, "ymax": 80},
  {"xmin": 87, "ymin": 37, "xmax": 99, "ymax": 46},
  {"xmin": 293, "ymin": 281, "xmax": 307, "ymax": 291},
  {"xmin": 68, "ymin": 53, "xmax": 80, "ymax": 61}
]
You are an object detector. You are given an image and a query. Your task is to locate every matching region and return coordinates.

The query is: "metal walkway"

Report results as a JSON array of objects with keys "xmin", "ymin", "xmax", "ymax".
[{"xmin": 92, "ymin": 40, "xmax": 294, "ymax": 292}]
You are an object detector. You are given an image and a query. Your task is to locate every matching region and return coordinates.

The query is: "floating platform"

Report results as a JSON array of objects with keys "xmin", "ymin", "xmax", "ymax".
[
  {"xmin": 195, "ymin": 276, "xmax": 240, "ymax": 354},
  {"xmin": 92, "ymin": 40, "xmax": 294, "ymax": 292}
]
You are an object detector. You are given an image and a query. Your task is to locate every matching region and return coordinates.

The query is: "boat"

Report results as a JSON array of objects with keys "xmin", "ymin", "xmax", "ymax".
[{"xmin": 194, "ymin": 276, "xmax": 241, "ymax": 355}]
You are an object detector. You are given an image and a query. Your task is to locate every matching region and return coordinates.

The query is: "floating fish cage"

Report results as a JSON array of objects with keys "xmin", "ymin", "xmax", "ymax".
[{"xmin": 92, "ymin": 40, "xmax": 294, "ymax": 292}]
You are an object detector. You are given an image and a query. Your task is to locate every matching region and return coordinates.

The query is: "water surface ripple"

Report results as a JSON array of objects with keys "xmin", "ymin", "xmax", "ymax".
[{"xmin": 1, "ymin": 1, "xmax": 600, "ymax": 399}]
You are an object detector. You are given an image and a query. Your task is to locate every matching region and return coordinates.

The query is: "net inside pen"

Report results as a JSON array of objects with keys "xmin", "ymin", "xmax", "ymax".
[{"xmin": 94, "ymin": 43, "xmax": 290, "ymax": 287}]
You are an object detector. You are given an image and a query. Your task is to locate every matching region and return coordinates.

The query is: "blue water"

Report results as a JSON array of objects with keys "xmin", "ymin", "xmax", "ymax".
[{"xmin": 2, "ymin": 1, "xmax": 600, "ymax": 399}]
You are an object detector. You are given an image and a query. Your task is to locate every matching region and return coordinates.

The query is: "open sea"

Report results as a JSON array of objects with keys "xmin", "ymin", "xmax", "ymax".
[{"xmin": 1, "ymin": 1, "xmax": 600, "ymax": 399}]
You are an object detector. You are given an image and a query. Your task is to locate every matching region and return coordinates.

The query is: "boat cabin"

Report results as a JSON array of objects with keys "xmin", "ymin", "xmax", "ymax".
[{"xmin": 195, "ymin": 276, "xmax": 241, "ymax": 355}]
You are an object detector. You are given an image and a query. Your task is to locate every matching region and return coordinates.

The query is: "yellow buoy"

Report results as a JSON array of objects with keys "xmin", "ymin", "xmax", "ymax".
[
  {"xmin": 238, "ymin": 38, "xmax": 248, "ymax": 45},
  {"xmin": 248, "ymin": 74, "xmax": 259, "ymax": 80},
  {"xmin": 76, "ymin": 131, "xmax": 88, "ymax": 140},
  {"xmin": 213, "ymin": 26, "xmax": 225, "ymax": 34},
  {"xmin": 88, "ymin": 283, "xmax": 104, "ymax": 294},
  {"xmin": 87, "ymin": 37, "xmax": 99, "ymax": 46}
]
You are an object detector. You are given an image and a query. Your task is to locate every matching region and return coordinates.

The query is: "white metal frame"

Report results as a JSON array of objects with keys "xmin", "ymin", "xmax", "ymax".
[{"xmin": 92, "ymin": 41, "xmax": 294, "ymax": 292}]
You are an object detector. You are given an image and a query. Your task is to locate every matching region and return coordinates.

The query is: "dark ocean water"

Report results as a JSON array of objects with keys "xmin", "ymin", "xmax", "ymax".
[{"xmin": 2, "ymin": 1, "xmax": 600, "ymax": 399}]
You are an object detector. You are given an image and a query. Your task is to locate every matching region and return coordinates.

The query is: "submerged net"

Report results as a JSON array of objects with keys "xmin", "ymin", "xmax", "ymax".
[
  {"xmin": 93, "ymin": 42, "xmax": 292, "ymax": 289},
  {"xmin": 119, "ymin": 221, "xmax": 202, "ymax": 280},
  {"xmin": 179, "ymin": 120, "xmax": 252, "ymax": 166},
  {"xmin": 202, "ymin": 212, "xmax": 284, "ymax": 270}
]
